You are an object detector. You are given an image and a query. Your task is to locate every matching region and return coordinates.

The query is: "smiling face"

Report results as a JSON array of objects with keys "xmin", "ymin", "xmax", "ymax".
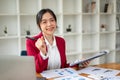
[{"xmin": 39, "ymin": 12, "xmax": 57, "ymax": 36}]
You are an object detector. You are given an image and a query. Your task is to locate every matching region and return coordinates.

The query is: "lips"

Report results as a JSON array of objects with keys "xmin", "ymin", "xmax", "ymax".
[{"xmin": 46, "ymin": 27, "xmax": 55, "ymax": 31}]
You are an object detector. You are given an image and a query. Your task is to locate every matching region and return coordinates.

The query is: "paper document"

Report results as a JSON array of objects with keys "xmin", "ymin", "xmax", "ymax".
[
  {"xmin": 77, "ymin": 66, "xmax": 120, "ymax": 77},
  {"xmin": 40, "ymin": 68, "xmax": 78, "ymax": 79},
  {"xmin": 70, "ymin": 50, "xmax": 109, "ymax": 66},
  {"xmin": 54, "ymin": 74, "xmax": 92, "ymax": 80},
  {"xmin": 99, "ymin": 76, "xmax": 120, "ymax": 80},
  {"xmin": 88, "ymin": 74, "xmax": 120, "ymax": 80}
]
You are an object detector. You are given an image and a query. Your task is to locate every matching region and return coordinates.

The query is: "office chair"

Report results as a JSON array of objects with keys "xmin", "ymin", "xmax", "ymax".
[{"xmin": 21, "ymin": 50, "xmax": 27, "ymax": 56}]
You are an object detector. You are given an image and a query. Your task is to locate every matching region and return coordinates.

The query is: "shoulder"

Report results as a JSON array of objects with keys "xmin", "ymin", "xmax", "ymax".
[
  {"xmin": 55, "ymin": 36, "xmax": 65, "ymax": 43},
  {"xmin": 26, "ymin": 32, "xmax": 42, "ymax": 43},
  {"xmin": 33, "ymin": 32, "xmax": 43, "ymax": 39}
]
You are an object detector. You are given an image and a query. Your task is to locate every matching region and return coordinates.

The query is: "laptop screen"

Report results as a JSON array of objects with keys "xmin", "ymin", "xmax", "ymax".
[{"xmin": 0, "ymin": 55, "xmax": 36, "ymax": 80}]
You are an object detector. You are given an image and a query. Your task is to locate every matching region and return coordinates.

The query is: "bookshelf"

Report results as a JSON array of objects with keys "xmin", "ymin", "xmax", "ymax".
[{"xmin": 0, "ymin": 0, "xmax": 120, "ymax": 65}]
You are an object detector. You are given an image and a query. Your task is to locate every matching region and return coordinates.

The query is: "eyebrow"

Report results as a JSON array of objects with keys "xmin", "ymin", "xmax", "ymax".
[{"xmin": 42, "ymin": 17, "xmax": 54, "ymax": 21}]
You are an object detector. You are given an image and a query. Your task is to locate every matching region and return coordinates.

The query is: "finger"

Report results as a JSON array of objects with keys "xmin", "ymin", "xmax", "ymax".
[
  {"xmin": 37, "ymin": 38, "xmax": 43, "ymax": 46},
  {"xmin": 41, "ymin": 36, "xmax": 45, "ymax": 43},
  {"xmin": 35, "ymin": 40, "xmax": 41, "ymax": 50},
  {"xmin": 81, "ymin": 61, "xmax": 89, "ymax": 67}
]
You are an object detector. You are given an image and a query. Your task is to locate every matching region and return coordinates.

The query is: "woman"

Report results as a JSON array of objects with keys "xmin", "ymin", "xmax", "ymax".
[{"xmin": 26, "ymin": 8, "xmax": 89, "ymax": 73}]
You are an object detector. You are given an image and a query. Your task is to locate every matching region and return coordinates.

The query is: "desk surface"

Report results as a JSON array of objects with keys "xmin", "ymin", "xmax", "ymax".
[
  {"xmin": 36, "ymin": 63, "xmax": 120, "ymax": 79},
  {"xmin": 94, "ymin": 63, "xmax": 120, "ymax": 70}
]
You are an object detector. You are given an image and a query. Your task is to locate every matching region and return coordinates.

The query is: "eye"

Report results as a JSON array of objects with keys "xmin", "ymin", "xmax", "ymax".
[
  {"xmin": 41, "ymin": 21, "xmax": 47, "ymax": 24},
  {"xmin": 50, "ymin": 18, "xmax": 55, "ymax": 22}
]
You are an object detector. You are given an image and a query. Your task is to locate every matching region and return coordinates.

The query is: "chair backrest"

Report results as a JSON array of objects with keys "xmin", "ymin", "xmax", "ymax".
[{"xmin": 21, "ymin": 50, "xmax": 27, "ymax": 56}]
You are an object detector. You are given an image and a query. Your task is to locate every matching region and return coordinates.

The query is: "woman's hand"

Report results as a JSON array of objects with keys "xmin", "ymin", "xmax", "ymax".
[
  {"xmin": 35, "ymin": 36, "xmax": 47, "ymax": 56},
  {"xmin": 80, "ymin": 60, "xmax": 90, "ymax": 68}
]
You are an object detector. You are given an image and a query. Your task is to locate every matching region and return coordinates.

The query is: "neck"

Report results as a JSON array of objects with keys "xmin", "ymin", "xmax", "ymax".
[
  {"xmin": 43, "ymin": 33, "xmax": 54, "ymax": 45},
  {"xmin": 46, "ymin": 35, "xmax": 53, "ymax": 41}
]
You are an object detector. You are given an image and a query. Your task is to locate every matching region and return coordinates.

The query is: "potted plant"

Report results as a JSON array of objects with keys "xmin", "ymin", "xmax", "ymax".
[
  {"xmin": 4, "ymin": 26, "xmax": 8, "ymax": 36},
  {"xmin": 101, "ymin": 24, "xmax": 106, "ymax": 32},
  {"xmin": 26, "ymin": 25, "xmax": 31, "ymax": 35},
  {"xmin": 66, "ymin": 24, "xmax": 72, "ymax": 32},
  {"xmin": 26, "ymin": 30, "xmax": 30, "ymax": 35}
]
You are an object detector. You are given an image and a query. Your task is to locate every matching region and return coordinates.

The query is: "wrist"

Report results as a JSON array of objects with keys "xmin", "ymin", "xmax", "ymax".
[
  {"xmin": 40, "ymin": 51, "xmax": 48, "ymax": 60},
  {"xmin": 40, "ymin": 50, "xmax": 47, "ymax": 56},
  {"xmin": 44, "ymin": 53, "xmax": 47, "ymax": 56}
]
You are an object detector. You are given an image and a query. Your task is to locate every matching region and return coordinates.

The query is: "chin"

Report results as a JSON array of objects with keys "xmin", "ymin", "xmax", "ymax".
[{"xmin": 46, "ymin": 32, "xmax": 54, "ymax": 35}]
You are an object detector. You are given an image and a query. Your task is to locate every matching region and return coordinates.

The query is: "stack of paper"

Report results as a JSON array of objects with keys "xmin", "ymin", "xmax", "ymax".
[
  {"xmin": 40, "ymin": 68, "xmax": 78, "ymax": 79},
  {"xmin": 77, "ymin": 66, "xmax": 120, "ymax": 79},
  {"xmin": 40, "ymin": 66, "xmax": 120, "ymax": 80},
  {"xmin": 54, "ymin": 74, "xmax": 92, "ymax": 80},
  {"xmin": 40, "ymin": 68, "xmax": 93, "ymax": 80}
]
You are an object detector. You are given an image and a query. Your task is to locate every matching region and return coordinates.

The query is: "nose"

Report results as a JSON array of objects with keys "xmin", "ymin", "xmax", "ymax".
[{"xmin": 47, "ymin": 20, "xmax": 51, "ymax": 27}]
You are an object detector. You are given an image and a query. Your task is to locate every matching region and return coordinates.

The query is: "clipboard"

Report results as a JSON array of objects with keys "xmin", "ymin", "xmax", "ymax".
[{"xmin": 70, "ymin": 50, "xmax": 110, "ymax": 66}]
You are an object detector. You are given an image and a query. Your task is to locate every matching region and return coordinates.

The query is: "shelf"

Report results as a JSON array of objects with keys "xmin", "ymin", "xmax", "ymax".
[
  {"xmin": 20, "ymin": 15, "xmax": 39, "ymax": 36},
  {"xmin": 63, "ymin": 0, "xmax": 81, "ymax": 13},
  {"xmin": 66, "ymin": 50, "xmax": 81, "ymax": 56},
  {"xmin": 63, "ymin": 15, "xmax": 81, "ymax": 33},
  {"xmin": 0, "ymin": 0, "xmax": 17, "ymax": 14},
  {"xmin": 19, "ymin": 0, "xmax": 39, "ymax": 14},
  {"xmin": 82, "ymin": 32, "xmax": 99, "ymax": 35},
  {"xmin": 0, "ymin": 0, "xmax": 119, "ymax": 65},
  {"xmin": 0, "ymin": 39, "xmax": 19, "ymax": 55},
  {"xmin": 82, "ymin": 49, "xmax": 98, "ymax": 54},
  {"xmin": 42, "ymin": 0, "xmax": 61, "ymax": 14},
  {"xmin": 100, "ymin": 0, "xmax": 114, "ymax": 13},
  {"xmin": 63, "ymin": 32, "xmax": 81, "ymax": 36},
  {"xmin": 82, "ymin": 14, "xmax": 99, "ymax": 33},
  {"xmin": 0, "ymin": 35, "xmax": 18, "ymax": 40}
]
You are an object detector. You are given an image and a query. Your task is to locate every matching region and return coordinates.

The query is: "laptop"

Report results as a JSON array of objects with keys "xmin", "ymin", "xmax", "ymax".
[{"xmin": 0, "ymin": 55, "xmax": 36, "ymax": 80}]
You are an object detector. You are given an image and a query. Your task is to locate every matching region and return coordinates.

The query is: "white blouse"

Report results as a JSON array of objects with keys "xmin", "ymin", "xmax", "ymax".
[{"xmin": 40, "ymin": 36, "xmax": 61, "ymax": 70}]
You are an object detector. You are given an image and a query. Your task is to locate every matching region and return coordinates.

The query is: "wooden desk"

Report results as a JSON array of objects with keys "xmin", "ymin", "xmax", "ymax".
[
  {"xmin": 94, "ymin": 63, "xmax": 120, "ymax": 70},
  {"xmin": 94, "ymin": 63, "xmax": 120, "ymax": 76},
  {"xmin": 36, "ymin": 63, "xmax": 120, "ymax": 79}
]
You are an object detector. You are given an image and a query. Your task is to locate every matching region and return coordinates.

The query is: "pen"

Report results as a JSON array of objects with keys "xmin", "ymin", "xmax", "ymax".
[{"xmin": 26, "ymin": 36, "xmax": 37, "ymax": 40}]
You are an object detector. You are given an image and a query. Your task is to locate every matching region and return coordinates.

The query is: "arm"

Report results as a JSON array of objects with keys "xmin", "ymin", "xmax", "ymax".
[{"xmin": 26, "ymin": 38, "xmax": 48, "ymax": 73}]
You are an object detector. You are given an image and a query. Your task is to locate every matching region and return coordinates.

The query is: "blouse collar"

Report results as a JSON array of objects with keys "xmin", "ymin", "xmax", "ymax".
[{"xmin": 44, "ymin": 35, "xmax": 56, "ymax": 47}]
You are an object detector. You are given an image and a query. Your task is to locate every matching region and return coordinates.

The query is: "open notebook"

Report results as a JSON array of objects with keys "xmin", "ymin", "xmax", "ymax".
[{"xmin": 0, "ymin": 55, "xmax": 36, "ymax": 80}]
